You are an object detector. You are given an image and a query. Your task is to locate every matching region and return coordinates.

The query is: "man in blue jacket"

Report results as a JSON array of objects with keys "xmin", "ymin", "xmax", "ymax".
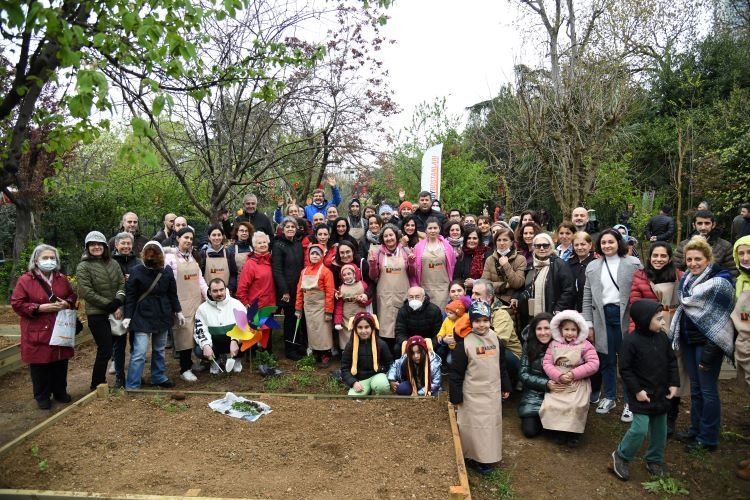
[{"xmin": 304, "ymin": 175, "xmax": 341, "ymax": 222}]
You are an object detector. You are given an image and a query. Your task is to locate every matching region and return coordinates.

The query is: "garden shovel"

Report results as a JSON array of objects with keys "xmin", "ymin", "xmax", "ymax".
[
  {"xmin": 225, "ymin": 356, "xmax": 235, "ymax": 372},
  {"xmin": 210, "ymin": 357, "xmax": 225, "ymax": 374}
]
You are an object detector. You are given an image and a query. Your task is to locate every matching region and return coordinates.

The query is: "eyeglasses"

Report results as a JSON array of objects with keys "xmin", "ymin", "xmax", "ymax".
[{"xmin": 534, "ymin": 243, "xmax": 551, "ymax": 249}]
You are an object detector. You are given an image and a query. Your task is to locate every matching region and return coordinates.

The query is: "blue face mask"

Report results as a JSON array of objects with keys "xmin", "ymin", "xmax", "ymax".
[{"xmin": 38, "ymin": 260, "xmax": 57, "ymax": 272}]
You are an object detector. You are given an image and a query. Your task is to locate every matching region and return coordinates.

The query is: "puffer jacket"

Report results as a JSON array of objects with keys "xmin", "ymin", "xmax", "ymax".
[
  {"xmin": 387, "ymin": 351, "xmax": 443, "ymax": 394},
  {"xmin": 674, "ymin": 230, "xmax": 737, "ymax": 277},
  {"xmin": 628, "ymin": 268, "xmax": 683, "ymax": 332},
  {"xmin": 75, "ymin": 256, "xmax": 125, "ymax": 316},
  {"xmin": 341, "ymin": 335, "xmax": 393, "ymax": 387},
  {"xmin": 271, "ymin": 236, "xmax": 304, "ymax": 303},
  {"xmin": 236, "ymin": 251, "xmax": 276, "ymax": 308},
  {"xmin": 11, "ymin": 271, "xmax": 77, "ymax": 364},
  {"xmin": 124, "ymin": 263, "xmax": 181, "ymax": 333},
  {"xmin": 481, "ymin": 249, "xmax": 527, "ymax": 304},
  {"xmin": 517, "ymin": 347, "xmax": 549, "ymax": 418}
]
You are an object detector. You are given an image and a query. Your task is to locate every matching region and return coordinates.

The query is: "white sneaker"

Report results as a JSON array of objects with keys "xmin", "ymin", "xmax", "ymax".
[
  {"xmin": 621, "ymin": 404, "xmax": 634, "ymax": 423},
  {"xmin": 180, "ymin": 370, "xmax": 198, "ymax": 382},
  {"xmin": 306, "ymin": 347, "xmax": 313, "ymax": 356},
  {"xmin": 108, "ymin": 360, "xmax": 116, "ymax": 375},
  {"xmin": 596, "ymin": 398, "xmax": 616, "ymax": 414},
  {"xmin": 209, "ymin": 362, "xmax": 220, "ymax": 375},
  {"xmin": 232, "ymin": 359, "xmax": 243, "ymax": 373}
]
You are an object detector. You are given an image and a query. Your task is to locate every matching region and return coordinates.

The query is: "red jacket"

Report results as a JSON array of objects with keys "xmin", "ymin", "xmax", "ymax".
[
  {"xmin": 11, "ymin": 271, "xmax": 77, "ymax": 364},
  {"xmin": 628, "ymin": 268, "xmax": 683, "ymax": 332},
  {"xmin": 236, "ymin": 252, "xmax": 276, "ymax": 309},
  {"xmin": 295, "ymin": 262, "xmax": 335, "ymax": 313}
]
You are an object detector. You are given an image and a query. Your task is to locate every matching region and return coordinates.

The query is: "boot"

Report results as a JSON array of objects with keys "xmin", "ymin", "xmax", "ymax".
[{"xmin": 667, "ymin": 397, "xmax": 680, "ymax": 437}]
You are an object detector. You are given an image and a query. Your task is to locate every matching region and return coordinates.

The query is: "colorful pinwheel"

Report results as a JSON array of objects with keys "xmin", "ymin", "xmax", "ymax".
[{"xmin": 227, "ymin": 300, "xmax": 281, "ymax": 351}]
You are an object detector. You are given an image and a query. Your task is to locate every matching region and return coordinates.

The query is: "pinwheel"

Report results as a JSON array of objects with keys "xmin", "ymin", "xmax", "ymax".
[{"xmin": 227, "ymin": 300, "xmax": 281, "ymax": 352}]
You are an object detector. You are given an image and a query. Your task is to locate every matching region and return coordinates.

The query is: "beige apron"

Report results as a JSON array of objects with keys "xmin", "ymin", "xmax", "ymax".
[
  {"xmin": 301, "ymin": 265, "xmax": 333, "ymax": 351},
  {"xmin": 732, "ymin": 288, "xmax": 750, "ymax": 390},
  {"xmin": 375, "ymin": 247, "xmax": 409, "ymax": 339},
  {"xmin": 339, "ymin": 281, "xmax": 366, "ymax": 349},
  {"xmin": 456, "ymin": 331, "xmax": 503, "ymax": 464},
  {"xmin": 653, "ymin": 281, "xmax": 691, "ymax": 396},
  {"xmin": 204, "ymin": 247, "xmax": 230, "ymax": 285},
  {"xmin": 174, "ymin": 256, "xmax": 203, "ymax": 351},
  {"xmin": 539, "ymin": 344, "xmax": 591, "ymax": 433},
  {"xmin": 422, "ymin": 244, "xmax": 449, "ymax": 311},
  {"xmin": 349, "ymin": 226, "xmax": 365, "ymax": 242},
  {"xmin": 234, "ymin": 244, "xmax": 250, "ymax": 274}
]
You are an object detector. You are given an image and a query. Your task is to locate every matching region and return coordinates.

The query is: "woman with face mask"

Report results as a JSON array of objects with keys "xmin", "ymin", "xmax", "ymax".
[{"xmin": 12, "ymin": 244, "xmax": 78, "ymax": 409}]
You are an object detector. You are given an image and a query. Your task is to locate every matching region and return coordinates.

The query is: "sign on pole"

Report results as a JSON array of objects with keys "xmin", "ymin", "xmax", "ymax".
[{"xmin": 420, "ymin": 144, "xmax": 443, "ymax": 201}]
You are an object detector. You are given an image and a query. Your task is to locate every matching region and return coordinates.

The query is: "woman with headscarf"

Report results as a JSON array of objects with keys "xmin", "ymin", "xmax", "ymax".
[
  {"xmin": 671, "ymin": 236, "xmax": 735, "ymax": 452},
  {"xmin": 76, "ymin": 231, "xmax": 126, "ymax": 390},
  {"xmin": 123, "ymin": 241, "xmax": 182, "ymax": 389},
  {"xmin": 387, "ymin": 335, "xmax": 442, "ymax": 395},
  {"xmin": 414, "ymin": 217, "xmax": 456, "ymax": 311},
  {"xmin": 164, "ymin": 227, "xmax": 208, "ymax": 383},
  {"xmin": 347, "ymin": 198, "xmax": 365, "ymax": 241},
  {"xmin": 199, "ymin": 224, "xmax": 238, "ymax": 294},
  {"xmin": 453, "ymin": 228, "xmax": 487, "ymax": 294},
  {"xmin": 341, "ymin": 312, "xmax": 393, "ymax": 396},
  {"xmin": 12, "ymin": 244, "xmax": 78, "ymax": 409}
]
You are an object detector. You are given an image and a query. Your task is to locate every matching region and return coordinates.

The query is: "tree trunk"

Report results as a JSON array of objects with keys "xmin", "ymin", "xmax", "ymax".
[
  {"xmin": 675, "ymin": 128, "xmax": 685, "ymax": 242},
  {"xmin": 9, "ymin": 203, "xmax": 36, "ymax": 292}
]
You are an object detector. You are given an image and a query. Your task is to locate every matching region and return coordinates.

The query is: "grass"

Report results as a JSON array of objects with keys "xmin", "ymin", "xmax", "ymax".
[
  {"xmin": 482, "ymin": 466, "xmax": 515, "ymax": 499},
  {"xmin": 251, "ymin": 350, "xmax": 278, "ymax": 369},
  {"xmin": 323, "ymin": 376, "xmax": 346, "ymax": 394},
  {"xmin": 641, "ymin": 476, "xmax": 689, "ymax": 496},
  {"xmin": 295, "ymin": 354, "xmax": 317, "ymax": 370},
  {"xmin": 720, "ymin": 430, "xmax": 749, "ymax": 442},
  {"xmin": 263, "ymin": 375, "xmax": 294, "ymax": 392}
]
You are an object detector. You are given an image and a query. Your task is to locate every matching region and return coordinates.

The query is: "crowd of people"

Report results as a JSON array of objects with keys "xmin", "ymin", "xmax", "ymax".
[{"xmin": 10, "ymin": 180, "xmax": 750, "ymax": 478}]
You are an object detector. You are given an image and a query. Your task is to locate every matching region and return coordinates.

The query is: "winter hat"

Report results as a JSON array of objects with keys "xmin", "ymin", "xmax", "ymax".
[
  {"xmin": 84, "ymin": 231, "xmax": 107, "ymax": 246},
  {"xmin": 339, "ymin": 263, "xmax": 360, "ymax": 281},
  {"xmin": 405, "ymin": 335, "xmax": 431, "ymax": 396},
  {"xmin": 469, "ymin": 300, "xmax": 492, "ymax": 322},
  {"xmin": 629, "ymin": 299, "xmax": 663, "ymax": 333},
  {"xmin": 446, "ymin": 300, "xmax": 466, "ymax": 317},
  {"xmin": 550, "ymin": 309, "xmax": 589, "ymax": 344},
  {"xmin": 349, "ymin": 312, "xmax": 380, "ymax": 376},
  {"xmin": 399, "ymin": 201, "xmax": 414, "ymax": 212},
  {"xmin": 378, "ymin": 204, "xmax": 394, "ymax": 216},
  {"xmin": 308, "ymin": 244, "xmax": 325, "ymax": 257}
]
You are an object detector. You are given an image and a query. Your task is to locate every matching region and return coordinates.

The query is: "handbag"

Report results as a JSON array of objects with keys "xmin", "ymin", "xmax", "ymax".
[{"xmin": 50, "ymin": 309, "xmax": 77, "ymax": 347}]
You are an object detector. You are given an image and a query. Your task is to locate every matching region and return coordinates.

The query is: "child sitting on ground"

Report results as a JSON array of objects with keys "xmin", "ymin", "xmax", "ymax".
[
  {"xmin": 333, "ymin": 264, "xmax": 371, "ymax": 351},
  {"xmin": 612, "ymin": 300, "xmax": 679, "ymax": 481},
  {"xmin": 540, "ymin": 309, "xmax": 600, "ymax": 448},
  {"xmin": 341, "ymin": 312, "xmax": 393, "ymax": 396},
  {"xmin": 387, "ymin": 335, "xmax": 442, "ymax": 396},
  {"xmin": 436, "ymin": 299, "xmax": 466, "ymax": 372}
]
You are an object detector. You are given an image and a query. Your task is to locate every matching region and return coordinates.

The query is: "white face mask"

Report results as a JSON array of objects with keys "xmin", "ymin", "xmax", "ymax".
[
  {"xmin": 38, "ymin": 260, "xmax": 57, "ymax": 272},
  {"xmin": 408, "ymin": 299, "xmax": 423, "ymax": 311}
]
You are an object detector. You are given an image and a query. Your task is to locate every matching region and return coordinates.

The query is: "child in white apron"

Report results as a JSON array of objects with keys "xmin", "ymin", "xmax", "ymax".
[{"xmin": 540, "ymin": 309, "xmax": 600, "ymax": 447}]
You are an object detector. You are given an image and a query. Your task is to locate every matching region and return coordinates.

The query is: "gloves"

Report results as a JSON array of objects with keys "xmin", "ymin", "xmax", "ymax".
[
  {"xmin": 177, "ymin": 312, "xmax": 186, "ymax": 327},
  {"xmin": 122, "ymin": 318, "xmax": 131, "ymax": 330},
  {"xmin": 202, "ymin": 345, "xmax": 214, "ymax": 360},
  {"xmin": 105, "ymin": 299, "xmax": 122, "ymax": 313}
]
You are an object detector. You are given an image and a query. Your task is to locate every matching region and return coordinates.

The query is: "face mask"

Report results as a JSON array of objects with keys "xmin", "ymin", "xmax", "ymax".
[
  {"xmin": 432, "ymin": 206, "xmax": 440, "ymax": 212},
  {"xmin": 408, "ymin": 299, "xmax": 423, "ymax": 311},
  {"xmin": 38, "ymin": 260, "xmax": 57, "ymax": 272}
]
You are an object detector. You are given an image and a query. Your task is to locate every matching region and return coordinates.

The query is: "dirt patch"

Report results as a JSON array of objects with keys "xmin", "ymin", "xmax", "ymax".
[
  {"xmin": 0, "ymin": 305, "xmax": 18, "ymax": 325},
  {"xmin": 0, "ymin": 394, "xmax": 459, "ymax": 499}
]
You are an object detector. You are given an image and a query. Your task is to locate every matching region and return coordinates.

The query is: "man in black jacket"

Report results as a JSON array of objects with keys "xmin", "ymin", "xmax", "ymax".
[
  {"xmin": 393, "ymin": 287, "xmax": 443, "ymax": 357},
  {"xmin": 412, "ymin": 191, "xmax": 447, "ymax": 232},
  {"xmin": 644, "ymin": 205, "xmax": 675, "ymax": 243},
  {"xmin": 234, "ymin": 193, "xmax": 273, "ymax": 237}
]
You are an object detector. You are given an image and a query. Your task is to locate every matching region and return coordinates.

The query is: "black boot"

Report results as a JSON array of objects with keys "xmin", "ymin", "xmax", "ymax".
[{"xmin": 667, "ymin": 397, "xmax": 680, "ymax": 437}]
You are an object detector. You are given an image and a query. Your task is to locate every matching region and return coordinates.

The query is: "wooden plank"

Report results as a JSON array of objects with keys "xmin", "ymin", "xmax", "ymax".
[
  {"xmin": 0, "ymin": 390, "xmax": 98, "ymax": 459},
  {"xmin": 0, "ymin": 332, "xmax": 91, "ymax": 378},
  {"xmin": 125, "ymin": 388, "xmax": 429, "ymax": 401},
  {"xmin": 448, "ymin": 403, "xmax": 471, "ymax": 499},
  {"xmin": 0, "ymin": 490, "xmax": 257, "ymax": 499},
  {"xmin": 184, "ymin": 489, "xmax": 201, "ymax": 497}
]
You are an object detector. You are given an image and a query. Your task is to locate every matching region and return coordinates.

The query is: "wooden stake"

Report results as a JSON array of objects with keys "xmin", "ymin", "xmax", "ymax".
[{"xmin": 447, "ymin": 403, "xmax": 471, "ymax": 499}]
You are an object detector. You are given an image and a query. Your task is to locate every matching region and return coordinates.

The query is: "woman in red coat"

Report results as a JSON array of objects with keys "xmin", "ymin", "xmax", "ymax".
[
  {"xmin": 236, "ymin": 231, "xmax": 276, "ymax": 309},
  {"xmin": 11, "ymin": 244, "xmax": 78, "ymax": 409}
]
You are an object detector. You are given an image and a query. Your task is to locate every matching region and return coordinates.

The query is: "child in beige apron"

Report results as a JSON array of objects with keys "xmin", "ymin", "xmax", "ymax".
[
  {"xmin": 333, "ymin": 264, "xmax": 370, "ymax": 350},
  {"xmin": 295, "ymin": 245, "xmax": 335, "ymax": 363}
]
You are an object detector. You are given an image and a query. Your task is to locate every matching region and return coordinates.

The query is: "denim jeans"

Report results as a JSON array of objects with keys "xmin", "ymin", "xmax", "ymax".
[
  {"xmin": 125, "ymin": 330, "xmax": 168, "ymax": 389},
  {"xmin": 681, "ymin": 342, "xmax": 722, "ymax": 446},
  {"xmin": 599, "ymin": 304, "xmax": 623, "ymax": 400}
]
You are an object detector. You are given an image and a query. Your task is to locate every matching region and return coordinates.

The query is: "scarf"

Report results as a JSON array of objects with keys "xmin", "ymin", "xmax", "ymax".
[
  {"xmin": 447, "ymin": 236, "xmax": 463, "ymax": 259},
  {"xmin": 532, "ymin": 256, "xmax": 551, "ymax": 316},
  {"xmin": 670, "ymin": 264, "xmax": 736, "ymax": 358},
  {"xmin": 462, "ymin": 245, "xmax": 486, "ymax": 279},
  {"xmin": 350, "ymin": 333, "xmax": 379, "ymax": 376},
  {"xmin": 348, "ymin": 215, "xmax": 363, "ymax": 228},
  {"xmin": 365, "ymin": 230, "xmax": 380, "ymax": 245}
]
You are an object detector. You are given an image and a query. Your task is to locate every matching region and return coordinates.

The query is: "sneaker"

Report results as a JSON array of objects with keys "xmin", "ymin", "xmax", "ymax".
[
  {"xmin": 54, "ymin": 393, "xmax": 72, "ymax": 403},
  {"xmin": 621, "ymin": 404, "xmax": 634, "ymax": 423},
  {"xmin": 107, "ymin": 360, "xmax": 116, "ymax": 374},
  {"xmin": 232, "ymin": 359, "xmax": 243, "ymax": 373},
  {"xmin": 590, "ymin": 390, "xmax": 600, "ymax": 404},
  {"xmin": 192, "ymin": 361, "xmax": 208, "ymax": 373},
  {"xmin": 645, "ymin": 462, "xmax": 667, "ymax": 477},
  {"xmin": 611, "ymin": 451, "xmax": 630, "ymax": 481},
  {"xmin": 156, "ymin": 379, "xmax": 176, "ymax": 388},
  {"xmin": 210, "ymin": 362, "xmax": 220, "ymax": 375},
  {"xmin": 596, "ymin": 398, "xmax": 616, "ymax": 414},
  {"xmin": 37, "ymin": 399, "xmax": 52, "ymax": 410},
  {"xmin": 180, "ymin": 370, "xmax": 198, "ymax": 382},
  {"xmin": 319, "ymin": 355, "xmax": 331, "ymax": 369},
  {"xmin": 306, "ymin": 347, "xmax": 313, "ymax": 356}
]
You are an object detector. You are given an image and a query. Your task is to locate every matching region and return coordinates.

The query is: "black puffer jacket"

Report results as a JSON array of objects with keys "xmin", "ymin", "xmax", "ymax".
[
  {"xmin": 620, "ymin": 300, "xmax": 679, "ymax": 416},
  {"xmin": 567, "ymin": 253, "xmax": 596, "ymax": 312},
  {"xmin": 394, "ymin": 295, "xmax": 443, "ymax": 346},
  {"xmin": 112, "ymin": 252, "xmax": 141, "ymax": 277},
  {"xmin": 271, "ymin": 235, "xmax": 304, "ymax": 302},
  {"xmin": 124, "ymin": 264, "xmax": 181, "ymax": 333},
  {"xmin": 517, "ymin": 254, "xmax": 576, "ymax": 313},
  {"xmin": 341, "ymin": 335, "xmax": 393, "ymax": 387}
]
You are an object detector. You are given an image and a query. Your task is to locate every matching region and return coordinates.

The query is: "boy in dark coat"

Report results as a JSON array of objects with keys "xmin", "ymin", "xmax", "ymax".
[{"xmin": 612, "ymin": 300, "xmax": 679, "ymax": 481}]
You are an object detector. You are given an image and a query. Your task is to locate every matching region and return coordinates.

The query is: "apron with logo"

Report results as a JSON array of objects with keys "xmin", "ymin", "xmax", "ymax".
[
  {"xmin": 653, "ymin": 280, "xmax": 690, "ymax": 397},
  {"xmin": 539, "ymin": 344, "xmax": 591, "ymax": 433},
  {"xmin": 234, "ymin": 244, "xmax": 250, "ymax": 274},
  {"xmin": 301, "ymin": 265, "xmax": 333, "ymax": 351},
  {"xmin": 375, "ymin": 247, "xmax": 409, "ymax": 339},
  {"xmin": 456, "ymin": 331, "xmax": 503, "ymax": 463},
  {"xmin": 732, "ymin": 286, "xmax": 750, "ymax": 390},
  {"xmin": 204, "ymin": 248, "xmax": 230, "ymax": 286},
  {"xmin": 174, "ymin": 256, "xmax": 203, "ymax": 352},
  {"xmin": 422, "ymin": 244, "xmax": 449, "ymax": 311},
  {"xmin": 339, "ymin": 280, "xmax": 366, "ymax": 349}
]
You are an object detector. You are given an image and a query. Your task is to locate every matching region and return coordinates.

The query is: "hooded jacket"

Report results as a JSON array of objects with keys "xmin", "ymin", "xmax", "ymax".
[
  {"xmin": 75, "ymin": 254, "xmax": 126, "ymax": 316},
  {"xmin": 124, "ymin": 261, "xmax": 182, "ymax": 333},
  {"xmin": 394, "ymin": 294, "xmax": 443, "ymax": 346},
  {"xmin": 620, "ymin": 300, "xmax": 679, "ymax": 415},
  {"xmin": 193, "ymin": 293, "xmax": 246, "ymax": 349},
  {"xmin": 734, "ymin": 235, "xmax": 750, "ymax": 297},
  {"xmin": 542, "ymin": 310, "xmax": 599, "ymax": 383}
]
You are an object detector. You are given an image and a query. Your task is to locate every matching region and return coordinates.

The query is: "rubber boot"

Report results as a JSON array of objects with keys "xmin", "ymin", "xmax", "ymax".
[{"xmin": 667, "ymin": 396, "xmax": 680, "ymax": 437}]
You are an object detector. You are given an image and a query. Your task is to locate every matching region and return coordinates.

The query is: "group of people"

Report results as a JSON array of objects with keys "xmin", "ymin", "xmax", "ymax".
[{"xmin": 10, "ymin": 184, "xmax": 750, "ymax": 478}]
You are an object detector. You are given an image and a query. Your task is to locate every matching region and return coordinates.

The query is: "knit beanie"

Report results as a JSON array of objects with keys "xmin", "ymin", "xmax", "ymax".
[
  {"xmin": 308, "ymin": 244, "xmax": 324, "ymax": 256},
  {"xmin": 399, "ymin": 201, "xmax": 414, "ymax": 212},
  {"xmin": 446, "ymin": 299, "xmax": 466, "ymax": 317},
  {"xmin": 378, "ymin": 204, "xmax": 394, "ymax": 216}
]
